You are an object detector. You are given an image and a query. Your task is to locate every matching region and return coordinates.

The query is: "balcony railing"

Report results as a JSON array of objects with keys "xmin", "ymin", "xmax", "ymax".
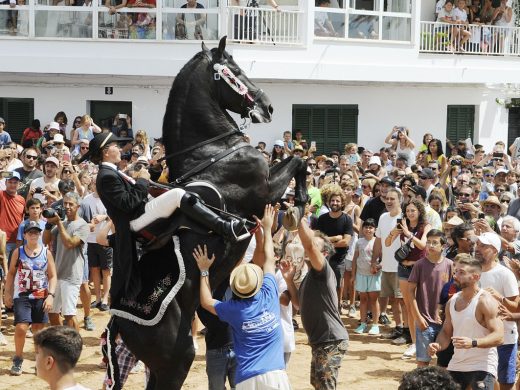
[
  {"xmin": 420, "ymin": 21, "xmax": 520, "ymax": 56},
  {"xmin": 226, "ymin": 6, "xmax": 302, "ymax": 45},
  {"xmin": 0, "ymin": 1, "xmax": 301, "ymax": 44}
]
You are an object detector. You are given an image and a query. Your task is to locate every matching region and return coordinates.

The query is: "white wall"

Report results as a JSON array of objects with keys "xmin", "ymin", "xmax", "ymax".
[{"xmin": 1, "ymin": 81, "xmax": 511, "ymax": 154}]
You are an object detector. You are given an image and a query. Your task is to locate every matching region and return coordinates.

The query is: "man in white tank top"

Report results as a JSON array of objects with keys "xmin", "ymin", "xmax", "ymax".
[{"xmin": 428, "ymin": 254, "xmax": 503, "ymax": 390}]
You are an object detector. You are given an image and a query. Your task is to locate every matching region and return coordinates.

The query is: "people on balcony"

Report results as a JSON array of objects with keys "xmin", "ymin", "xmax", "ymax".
[
  {"xmin": 175, "ymin": 0, "xmax": 206, "ymax": 40},
  {"xmin": 314, "ymin": 0, "xmax": 337, "ymax": 37}
]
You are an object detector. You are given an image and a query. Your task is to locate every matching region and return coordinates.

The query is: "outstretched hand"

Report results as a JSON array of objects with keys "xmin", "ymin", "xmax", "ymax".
[
  {"xmin": 279, "ymin": 259, "xmax": 296, "ymax": 281},
  {"xmin": 254, "ymin": 204, "xmax": 276, "ymax": 231},
  {"xmin": 193, "ymin": 244, "xmax": 215, "ymax": 272}
]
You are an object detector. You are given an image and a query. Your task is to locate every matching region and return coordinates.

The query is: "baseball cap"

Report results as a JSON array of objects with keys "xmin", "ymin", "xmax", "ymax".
[
  {"xmin": 410, "ymin": 185, "xmax": 427, "ymax": 200},
  {"xmin": 496, "ymin": 168, "xmax": 509, "ymax": 175},
  {"xmin": 473, "ymin": 232, "xmax": 501, "ymax": 253},
  {"xmin": 230, "ymin": 263, "xmax": 264, "ymax": 299},
  {"xmin": 45, "ymin": 156, "xmax": 60, "ymax": 167},
  {"xmin": 380, "ymin": 177, "xmax": 396, "ymax": 187},
  {"xmin": 274, "ymin": 140, "xmax": 284, "ymax": 148},
  {"xmin": 6, "ymin": 171, "xmax": 21, "ymax": 181},
  {"xmin": 420, "ymin": 168, "xmax": 435, "ymax": 179},
  {"xmin": 24, "ymin": 220, "xmax": 43, "ymax": 233},
  {"xmin": 368, "ymin": 156, "xmax": 381, "ymax": 166}
]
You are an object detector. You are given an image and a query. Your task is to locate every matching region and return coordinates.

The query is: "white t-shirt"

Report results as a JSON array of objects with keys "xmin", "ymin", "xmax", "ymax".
[
  {"xmin": 512, "ymin": 137, "xmax": 520, "ymax": 159},
  {"xmin": 437, "ymin": 8, "xmax": 454, "ymax": 22},
  {"xmin": 435, "ymin": 0, "xmax": 446, "ymax": 14},
  {"xmin": 453, "ymin": 7, "xmax": 468, "ymax": 22},
  {"xmin": 275, "ymin": 270, "xmax": 295, "ymax": 353},
  {"xmin": 480, "ymin": 264, "xmax": 519, "ymax": 345},
  {"xmin": 376, "ymin": 211, "xmax": 402, "ymax": 273},
  {"xmin": 81, "ymin": 194, "xmax": 108, "ymax": 243}
]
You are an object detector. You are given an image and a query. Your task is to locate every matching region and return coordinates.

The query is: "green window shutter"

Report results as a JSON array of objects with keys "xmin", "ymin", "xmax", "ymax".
[
  {"xmin": 292, "ymin": 105, "xmax": 358, "ymax": 155},
  {"xmin": 0, "ymin": 98, "xmax": 34, "ymax": 144},
  {"xmin": 508, "ymin": 107, "xmax": 520, "ymax": 153},
  {"xmin": 446, "ymin": 105, "xmax": 475, "ymax": 154}
]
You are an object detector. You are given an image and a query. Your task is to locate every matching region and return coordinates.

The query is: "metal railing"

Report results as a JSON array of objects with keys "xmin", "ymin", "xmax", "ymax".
[
  {"xmin": 420, "ymin": 21, "xmax": 520, "ymax": 56},
  {"xmin": 226, "ymin": 6, "xmax": 302, "ymax": 45}
]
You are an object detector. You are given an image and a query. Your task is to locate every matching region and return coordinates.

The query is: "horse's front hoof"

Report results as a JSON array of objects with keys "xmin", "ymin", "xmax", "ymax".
[{"xmin": 282, "ymin": 206, "xmax": 301, "ymax": 232}]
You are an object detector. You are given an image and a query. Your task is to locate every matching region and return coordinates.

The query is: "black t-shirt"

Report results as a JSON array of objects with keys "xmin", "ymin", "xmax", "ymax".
[
  {"xmin": 360, "ymin": 196, "xmax": 386, "ymax": 225},
  {"xmin": 316, "ymin": 212, "xmax": 353, "ymax": 264},
  {"xmin": 196, "ymin": 279, "xmax": 233, "ymax": 350}
]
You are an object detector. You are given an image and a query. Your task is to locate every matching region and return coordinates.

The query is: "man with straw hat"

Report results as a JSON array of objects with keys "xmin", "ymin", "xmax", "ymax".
[{"xmin": 194, "ymin": 204, "xmax": 291, "ymax": 390}]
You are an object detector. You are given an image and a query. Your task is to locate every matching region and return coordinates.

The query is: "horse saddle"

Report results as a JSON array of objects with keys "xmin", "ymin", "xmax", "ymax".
[{"xmin": 137, "ymin": 180, "xmax": 228, "ymax": 251}]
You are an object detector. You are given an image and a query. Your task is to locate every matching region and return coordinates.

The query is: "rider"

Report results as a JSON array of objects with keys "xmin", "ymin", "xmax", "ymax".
[{"xmin": 81, "ymin": 132, "xmax": 249, "ymax": 301}]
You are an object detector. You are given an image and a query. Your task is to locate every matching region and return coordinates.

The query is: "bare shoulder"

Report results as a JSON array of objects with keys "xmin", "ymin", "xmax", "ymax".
[{"xmin": 477, "ymin": 290, "xmax": 499, "ymax": 315}]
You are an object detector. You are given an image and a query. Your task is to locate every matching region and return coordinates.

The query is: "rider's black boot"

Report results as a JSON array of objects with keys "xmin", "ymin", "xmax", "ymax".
[{"xmin": 180, "ymin": 193, "xmax": 249, "ymax": 242}]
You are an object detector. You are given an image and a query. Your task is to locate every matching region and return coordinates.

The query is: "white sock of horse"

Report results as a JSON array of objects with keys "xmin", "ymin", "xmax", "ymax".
[{"xmin": 130, "ymin": 188, "xmax": 186, "ymax": 232}]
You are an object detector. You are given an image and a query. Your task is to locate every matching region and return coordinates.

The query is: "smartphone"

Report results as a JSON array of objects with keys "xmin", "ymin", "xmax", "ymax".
[
  {"xmin": 119, "ymin": 113, "xmax": 127, "ymax": 119},
  {"xmin": 478, "ymin": 212, "xmax": 485, "ymax": 219},
  {"xmin": 62, "ymin": 154, "xmax": 70, "ymax": 162},
  {"xmin": 0, "ymin": 171, "xmax": 13, "ymax": 179},
  {"xmin": 311, "ymin": 141, "xmax": 316, "ymax": 149},
  {"xmin": 396, "ymin": 218, "xmax": 402, "ymax": 226},
  {"xmin": 493, "ymin": 152, "xmax": 504, "ymax": 158}
]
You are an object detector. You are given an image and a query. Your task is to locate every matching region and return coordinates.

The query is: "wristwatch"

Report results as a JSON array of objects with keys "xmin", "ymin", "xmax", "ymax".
[
  {"xmin": 471, "ymin": 339, "xmax": 478, "ymax": 348},
  {"xmin": 48, "ymin": 292, "xmax": 55, "ymax": 298},
  {"xmin": 200, "ymin": 270, "xmax": 209, "ymax": 277}
]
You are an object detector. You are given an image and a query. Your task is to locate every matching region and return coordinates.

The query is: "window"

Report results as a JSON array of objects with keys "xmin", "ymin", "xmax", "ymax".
[
  {"xmin": 446, "ymin": 105, "xmax": 475, "ymax": 154},
  {"xmin": 292, "ymin": 105, "xmax": 358, "ymax": 155},
  {"xmin": 508, "ymin": 107, "xmax": 520, "ymax": 152},
  {"xmin": 314, "ymin": 0, "xmax": 412, "ymax": 41},
  {"xmin": 89, "ymin": 100, "xmax": 132, "ymax": 131},
  {"xmin": 0, "ymin": 98, "xmax": 34, "ymax": 143}
]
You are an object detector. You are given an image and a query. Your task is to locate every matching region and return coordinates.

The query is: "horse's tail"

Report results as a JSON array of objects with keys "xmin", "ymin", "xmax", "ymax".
[{"xmin": 101, "ymin": 316, "xmax": 122, "ymax": 390}]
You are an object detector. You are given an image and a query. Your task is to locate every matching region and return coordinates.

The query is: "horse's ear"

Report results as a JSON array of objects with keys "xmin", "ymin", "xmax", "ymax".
[
  {"xmin": 216, "ymin": 36, "xmax": 227, "ymax": 59},
  {"xmin": 201, "ymin": 41, "xmax": 210, "ymax": 54}
]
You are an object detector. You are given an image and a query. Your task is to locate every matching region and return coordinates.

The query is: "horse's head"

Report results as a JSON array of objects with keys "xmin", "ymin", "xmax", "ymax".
[{"xmin": 202, "ymin": 37, "xmax": 273, "ymax": 124}]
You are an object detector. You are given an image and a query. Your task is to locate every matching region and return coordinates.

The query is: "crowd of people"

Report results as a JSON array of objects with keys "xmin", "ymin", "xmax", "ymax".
[{"xmin": 2, "ymin": 110, "xmax": 520, "ymax": 390}]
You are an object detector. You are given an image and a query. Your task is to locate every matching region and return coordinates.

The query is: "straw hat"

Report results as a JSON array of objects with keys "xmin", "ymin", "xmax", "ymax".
[
  {"xmin": 480, "ymin": 195, "xmax": 502, "ymax": 209},
  {"xmin": 230, "ymin": 263, "xmax": 264, "ymax": 299}
]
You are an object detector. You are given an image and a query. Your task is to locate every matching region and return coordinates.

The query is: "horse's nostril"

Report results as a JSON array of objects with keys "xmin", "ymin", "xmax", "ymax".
[{"xmin": 268, "ymin": 105, "xmax": 274, "ymax": 115}]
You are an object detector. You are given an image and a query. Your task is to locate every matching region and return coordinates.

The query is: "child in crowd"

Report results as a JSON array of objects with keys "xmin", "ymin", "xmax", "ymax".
[
  {"xmin": 16, "ymin": 198, "xmax": 46, "ymax": 247},
  {"xmin": 352, "ymin": 218, "xmax": 380, "ymax": 335},
  {"xmin": 34, "ymin": 326, "xmax": 91, "ymax": 390},
  {"xmin": 344, "ymin": 142, "xmax": 360, "ymax": 166}
]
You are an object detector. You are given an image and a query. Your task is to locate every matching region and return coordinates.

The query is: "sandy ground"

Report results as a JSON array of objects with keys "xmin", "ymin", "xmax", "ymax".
[{"xmin": 0, "ymin": 307, "xmax": 416, "ymax": 389}]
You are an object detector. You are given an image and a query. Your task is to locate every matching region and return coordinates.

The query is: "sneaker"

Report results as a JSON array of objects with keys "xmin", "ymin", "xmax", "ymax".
[
  {"xmin": 0, "ymin": 332, "xmax": 8, "ymax": 346},
  {"xmin": 84, "ymin": 316, "xmax": 95, "ymax": 331},
  {"xmin": 402, "ymin": 344, "xmax": 416, "ymax": 359},
  {"xmin": 378, "ymin": 313, "xmax": 391, "ymax": 325},
  {"xmin": 26, "ymin": 329, "xmax": 33, "ymax": 338},
  {"xmin": 368, "ymin": 325, "xmax": 380, "ymax": 336},
  {"xmin": 90, "ymin": 301, "xmax": 101, "ymax": 309},
  {"xmin": 10, "ymin": 356, "xmax": 23, "ymax": 376},
  {"xmin": 292, "ymin": 319, "xmax": 299, "ymax": 330},
  {"xmin": 382, "ymin": 327, "xmax": 403, "ymax": 340},
  {"xmin": 392, "ymin": 335, "xmax": 408, "ymax": 345},
  {"xmin": 354, "ymin": 323, "xmax": 367, "ymax": 334},
  {"xmin": 348, "ymin": 305, "xmax": 357, "ymax": 318},
  {"xmin": 99, "ymin": 303, "xmax": 110, "ymax": 312}
]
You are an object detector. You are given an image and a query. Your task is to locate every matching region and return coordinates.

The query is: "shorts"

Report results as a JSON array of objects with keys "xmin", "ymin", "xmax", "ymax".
[
  {"xmin": 13, "ymin": 296, "xmax": 48, "ymax": 325},
  {"xmin": 82, "ymin": 256, "xmax": 89, "ymax": 284},
  {"xmin": 436, "ymin": 341, "xmax": 454, "ymax": 368},
  {"xmin": 415, "ymin": 324, "xmax": 441, "ymax": 363},
  {"xmin": 87, "ymin": 243, "xmax": 113, "ymax": 270},
  {"xmin": 355, "ymin": 273, "xmax": 381, "ymax": 293},
  {"xmin": 329, "ymin": 261, "xmax": 346, "ymax": 289},
  {"xmin": 497, "ymin": 343, "xmax": 517, "ymax": 384},
  {"xmin": 237, "ymin": 370, "xmax": 291, "ymax": 390},
  {"xmin": 397, "ymin": 263, "xmax": 414, "ymax": 280},
  {"xmin": 51, "ymin": 279, "xmax": 81, "ymax": 316},
  {"xmin": 344, "ymin": 260, "xmax": 352, "ymax": 272},
  {"xmin": 380, "ymin": 271, "xmax": 402, "ymax": 299},
  {"xmin": 310, "ymin": 339, "xmax": 349, "ymax": 390},
  {"xmin": 449, "ymin": 370, "xmax": 495, "ymax": 390}
]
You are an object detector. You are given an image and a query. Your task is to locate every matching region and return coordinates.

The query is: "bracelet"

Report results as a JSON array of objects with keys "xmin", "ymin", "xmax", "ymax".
[{"xmin": 48, "ymin": 292, "xmax": 55, "ymax": 297}]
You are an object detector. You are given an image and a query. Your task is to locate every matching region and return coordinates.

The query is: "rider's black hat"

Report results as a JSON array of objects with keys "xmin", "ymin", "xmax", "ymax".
[{"xmin": 79, "ymin": 132, "xmax": 132, "ymax": 163}]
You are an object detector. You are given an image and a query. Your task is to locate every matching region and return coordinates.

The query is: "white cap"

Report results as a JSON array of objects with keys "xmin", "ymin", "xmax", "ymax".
[
  {"xmin": 53, "ymin": 134, "xmax": 65, "ymax": 144},
  {"xmin": 473, "ymin": 232, "xmax": 501, "ymax": 253},
  {"xmin": 368, "ymin": 156, "xmax": 381, "ymax": 166}
]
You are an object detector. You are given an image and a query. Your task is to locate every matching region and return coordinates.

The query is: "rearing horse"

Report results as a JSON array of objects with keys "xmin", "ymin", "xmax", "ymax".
[{"xmin": 110, "ymin": 36, "xmax": 308, "ymax": 390}]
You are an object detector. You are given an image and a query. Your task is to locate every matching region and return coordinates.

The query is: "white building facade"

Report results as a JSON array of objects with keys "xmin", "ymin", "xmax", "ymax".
[{"xmin": 1, "ymin": 0, "xmax": 519, "ymax": 154}]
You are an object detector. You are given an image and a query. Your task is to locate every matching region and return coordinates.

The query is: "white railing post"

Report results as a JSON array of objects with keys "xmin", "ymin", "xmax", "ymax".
[
  {"xmin": 93, "ymin": 0, "xmax": 99, "ymax": 39},
  {"xmin": 155, "ymin": 0, "xmax": 162, "ymax": 41},
  {"xmin": 29, "ymin": 0, "xmax": 35, "ymax": 38}
]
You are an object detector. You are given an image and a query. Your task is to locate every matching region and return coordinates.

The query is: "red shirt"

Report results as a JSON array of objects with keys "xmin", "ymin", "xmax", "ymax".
[{"xmin": 0, "ymin": 191, "xmax": 25, "ymax": 243}]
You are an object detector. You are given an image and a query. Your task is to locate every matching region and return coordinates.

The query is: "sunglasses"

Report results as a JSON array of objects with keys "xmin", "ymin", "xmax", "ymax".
[
  {"xmin": 63, "ymin": 170, "xmax": 72, "ymax": 174},
  {"xmin": 484, "ymin": 174, "xmax": 494, "ymax": 177},
  {"xmin": 81, "ymin": 147, "xmax": 89, "ymax": 150},
  {"xmin": 308, "ymin": 163, "xmax": 316, "ymax": 167},
  {"xmin": 419, "ymin": 176, "xmax": 428, "ymax": 180},
  {"xmin": 502, "ymin": 199, "xmax": 511, "ymax": 204},
  {"xmin": 458, "ymin": 193, "xmax": 471, "ymax": 197},
  {"xmin": 25, "ymin": 155, "xmax": 38, "ymax": 160}
]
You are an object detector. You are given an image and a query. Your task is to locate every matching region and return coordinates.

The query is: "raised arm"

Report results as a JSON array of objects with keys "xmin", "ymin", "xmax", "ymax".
[
  {"xmin": 298, "ymin": 218, "xmax": 325, "ymax": 272},
  {"xmin": 193, "ymin": 244, "xmax": 217, "ymax": 316}
]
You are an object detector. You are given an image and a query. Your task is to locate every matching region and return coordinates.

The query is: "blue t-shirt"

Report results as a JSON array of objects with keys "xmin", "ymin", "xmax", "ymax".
[
  {"xmin": 0, "ymin": 132, "xmax": 12, "ymax": 146},
  {"xmin": 17, "ymin": 219, "xmax": 46, "ymax": 246},
  {"xmin": 214, "ymin": 273, "xmax": 284, "ymax": 384}
]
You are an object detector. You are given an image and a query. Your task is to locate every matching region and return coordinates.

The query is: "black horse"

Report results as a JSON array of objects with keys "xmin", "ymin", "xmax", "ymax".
[{"xmin": 111, "ymin": 37, "xmax": 308, "ymax": 390}]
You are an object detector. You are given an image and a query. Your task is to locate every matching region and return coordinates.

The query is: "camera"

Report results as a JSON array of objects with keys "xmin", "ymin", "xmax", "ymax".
[
  {"xmin": 35, "ymin": 187, "xmax": 43, "ymax": 194},
  {"xmin": 0, "ymin": 171, "xmax": 13, "ymax": 179},
  {"xmin": 451, "ymin": 159, "xmax": 462, "ymax": 166},
  {"xmin": 42, "ymin": 205, "xmax": 66, "ymax": 220},
  {"xmin": 134, "ymin": 163, "xmax": 145, "ymax": 171}
]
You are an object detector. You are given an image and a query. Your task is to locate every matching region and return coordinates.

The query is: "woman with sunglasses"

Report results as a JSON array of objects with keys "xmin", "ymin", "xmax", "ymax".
[
  {"xmin": 399, "ymin": 175, "xmax": 416, "ymax": 206},
  {"xmin": 270, "ymin": 140, "xmax": 285, "ymax": 165},
  {"xmin": 69, "ymin": 116, "xmax": 82, "ymax": 149}
]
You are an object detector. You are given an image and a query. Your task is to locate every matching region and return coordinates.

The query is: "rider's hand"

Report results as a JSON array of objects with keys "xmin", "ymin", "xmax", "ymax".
[{"xmin": 192, "ymin": 244, "xmax": 215, "ymax": 272}]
